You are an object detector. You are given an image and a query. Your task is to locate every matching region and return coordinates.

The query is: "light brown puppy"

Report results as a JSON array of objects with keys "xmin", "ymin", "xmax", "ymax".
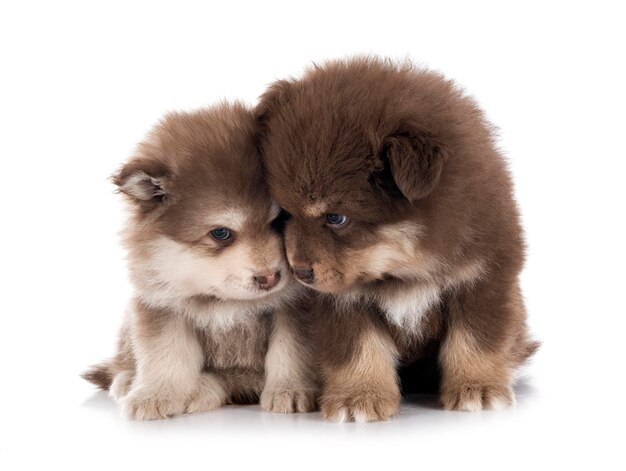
[
  {"xmin": 256, "ymin": 58, "xmax": 538, "ymax": 422},
  {"xmin": 84, "ymin": 103, "xmax": 316, "ymax": 420}
]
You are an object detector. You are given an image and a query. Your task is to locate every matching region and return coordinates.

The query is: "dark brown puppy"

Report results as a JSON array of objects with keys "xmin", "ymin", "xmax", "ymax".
[{"xmin": 256, "ymin": 57, "xmax": 538, "ymax": 422}]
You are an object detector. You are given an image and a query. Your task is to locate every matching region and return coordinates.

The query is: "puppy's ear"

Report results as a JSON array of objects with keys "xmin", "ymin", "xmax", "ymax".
[
  {"xmin": 378, "ymin": 126, "xmax": 447, "ymax": 202},
  {"xmin": 112, "ymin": 158, "xmax": 170, "ymax": 208}
]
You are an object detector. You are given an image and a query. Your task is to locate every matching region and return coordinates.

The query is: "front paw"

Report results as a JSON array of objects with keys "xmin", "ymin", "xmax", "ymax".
[
  {"xmin": 320, "ymin": 387, "xmax": 399, "ymax": 423},
  {"xmin": 185, "ymin": 373, "xmax": 228, "ymax": 414},
  {"xmin": 120, "ymin": 386, "xmax": 186, "ymax": 420},
  {"xmin": 441, "ymin": 383, "xmax": 515, "ymax": 411},
  {"xmin": 261, "ymin": 385, "xmax": 317, "ymax": 414}
]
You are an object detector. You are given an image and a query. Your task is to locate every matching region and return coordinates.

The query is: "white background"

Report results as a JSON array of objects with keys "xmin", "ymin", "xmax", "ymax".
[{"xmin": 1, "ymin": 1, "xmax": 624, "ymax": 469}]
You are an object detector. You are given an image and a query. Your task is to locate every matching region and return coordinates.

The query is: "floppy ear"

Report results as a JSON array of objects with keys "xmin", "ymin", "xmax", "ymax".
[
  {"xmin": 112, "ymin": 158, "xmax": 169, "ymax": 208},
  {"xmin": 379, "ymin": 127, "xmax": 447, "ymax": 202}
]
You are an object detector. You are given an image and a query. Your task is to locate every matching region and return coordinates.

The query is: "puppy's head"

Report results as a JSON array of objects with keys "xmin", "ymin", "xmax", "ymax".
[
  {"xmin": 256, "ymin": 58, "xmax": 484, "ymax": 293},
  {"xmin": 117, "ymin": 103, "xmax": 289, "ymax": 301}
]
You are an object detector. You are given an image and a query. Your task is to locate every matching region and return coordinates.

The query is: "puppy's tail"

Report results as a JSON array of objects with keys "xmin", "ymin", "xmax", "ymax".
[
  {"xmin": 512, "ymin": 337, "xmax": 541, "ymax": 366},
  {"xmin": 524, "ymin": 339, "xmax": 541, "ymax": 359},
  {"xmin": 81, "ymin": 362, "xmax": 114, "ymax": 390}
]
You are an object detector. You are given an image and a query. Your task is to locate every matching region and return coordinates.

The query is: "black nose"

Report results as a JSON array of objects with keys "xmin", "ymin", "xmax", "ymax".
[{"xmin": 293, "ymin": 266, "xmax": 314, "ymax": 284}]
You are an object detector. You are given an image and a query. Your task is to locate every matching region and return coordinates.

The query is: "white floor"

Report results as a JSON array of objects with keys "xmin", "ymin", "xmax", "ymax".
[{"xmin": 2, "ymin": 354, "xmax": 621, "ymax": 470}]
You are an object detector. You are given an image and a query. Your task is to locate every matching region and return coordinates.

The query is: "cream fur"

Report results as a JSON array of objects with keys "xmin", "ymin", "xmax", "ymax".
[{"xmin": 120, "ymin": 313, "xmax": 204, "ymax": 420}]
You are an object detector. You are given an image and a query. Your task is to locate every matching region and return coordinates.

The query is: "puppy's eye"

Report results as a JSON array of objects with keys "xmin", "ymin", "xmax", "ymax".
[
  {"xmin": 209, "ymin": 227, "xmax": 231, "ymax": 241},
  {"xmin": 326, "ymin": 213, "xmax": 349, "ymax": 227}
]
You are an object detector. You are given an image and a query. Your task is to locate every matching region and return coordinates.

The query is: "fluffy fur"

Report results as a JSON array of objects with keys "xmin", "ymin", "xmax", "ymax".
[
  {"xmin": 256, "ymin": 57, "xmax": 538, "ymax": 422},
  {"xmin": 83, "ymin": 103, "xmax": 317, "ymax": 420}
]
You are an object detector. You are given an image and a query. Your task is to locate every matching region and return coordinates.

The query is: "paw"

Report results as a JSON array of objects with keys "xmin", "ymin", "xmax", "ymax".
[
  {"xmin": 260, "ymin": 386, "xmax": 317, "ymax": 414},
  {"xmin": 185, "ymin": 373, "xmax": 228, "ymax": 414},
  {"xmin": 108, "ymin": 370, "xmax": 134, "ymax": 402},
  {"xmin": 441, "ymin": 383, "xmax": 515, "ymax": 411},
  {"xmin": 320, "ymin": 389, "xmax": 399, "ymax": 423},
  {"xmin": 120, "ymin": 387, "xmax": 186, "ymax": 420}
]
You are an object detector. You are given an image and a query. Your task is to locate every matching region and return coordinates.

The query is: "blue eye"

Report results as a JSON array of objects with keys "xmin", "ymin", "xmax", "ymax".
[
  {"xmin": 210, "ymin": 228, "xmax": 231, "ymax": 241},
  {"xmin": 326, "ymin": 213, "xmax": 349, "ymax": 227}
]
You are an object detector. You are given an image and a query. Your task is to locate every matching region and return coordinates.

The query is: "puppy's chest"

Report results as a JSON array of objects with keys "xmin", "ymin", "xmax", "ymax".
[
  {"xmin": 199, "ymin": 313, "xmax": 271, "ymax": 371},
  {"xmin": 371, "ymin": 284, "xmax": 444, "ymax": 363},
  {"xmin": 184, "ymin": 299, "xmax": 272, "ymax": 371},
  {"xmin": 375, "ymin": 283, "xmax": 442, "ymax": 336}
]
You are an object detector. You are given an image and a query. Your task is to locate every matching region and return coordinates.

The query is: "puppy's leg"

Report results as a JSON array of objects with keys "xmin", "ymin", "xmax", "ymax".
[
  {"xmin": 318, "ymin": 305, "xmax": 400, "ymax": 422},
  {"xmin": 120, "ymin": 301, "xmax": 204, "ymax": 420},
  {"xmin": 439, "ymin": 278, "xmax": 527, "ymax": 411},
  {"xmin": 185, "ymin": 372, "xmax": 229, "ymax": 414},
  {"xmin": 261, "ymin": 306, "xmax": 317, "ymax": 413}
]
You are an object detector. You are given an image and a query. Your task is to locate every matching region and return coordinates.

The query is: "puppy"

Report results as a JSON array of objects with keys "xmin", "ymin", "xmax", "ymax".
[
  {"xmin": 83, "ymin": 103, "xmax": 316, "ymax": 420},
  {"xmin": 256, "ymin": 57, "xmax": 538, "ymax": 422}
]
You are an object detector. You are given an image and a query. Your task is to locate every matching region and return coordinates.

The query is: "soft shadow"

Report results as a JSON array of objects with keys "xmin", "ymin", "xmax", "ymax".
[
  {"xmin": 514, "ymin": 375, "xmax": 539, "ymax": 404},
  {"xmin": 79, "ymin": 376, "xmax": 539, "ymax": 435},
  {"xmin": 403, "ymin": 393, "xmax": 441, "ymax": 410},
  {"xmin": 82, "ymin": 390, "xmax": 117, "ymax": 413}
]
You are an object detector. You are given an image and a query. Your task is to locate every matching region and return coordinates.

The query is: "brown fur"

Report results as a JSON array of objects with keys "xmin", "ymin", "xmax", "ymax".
[
  {"xmin": 84, "ymin": 103, "xmax": 317, "ymax": 419},
  {"xmin": 81, "ymin": 364, "xmax": 113, "ymax": 390},
  {"xmin": 256, "ymin": 57, "xmax": 538, "ymax": 421}
]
